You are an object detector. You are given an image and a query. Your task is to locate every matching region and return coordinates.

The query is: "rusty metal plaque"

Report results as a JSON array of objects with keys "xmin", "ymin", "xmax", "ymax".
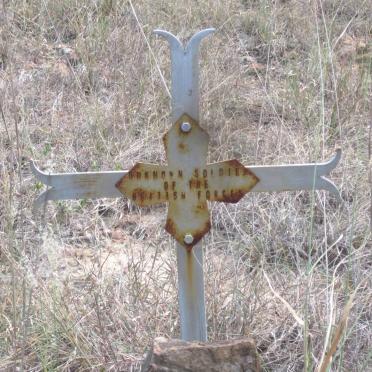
[{"xmin": 116, "ymin": 114, "xmax": 259, "ymax": 248}]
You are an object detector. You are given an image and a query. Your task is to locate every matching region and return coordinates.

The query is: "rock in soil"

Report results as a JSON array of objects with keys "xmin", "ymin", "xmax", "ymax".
[{"xmin": 141, "ymin": 337, "xmax": 260, "ymax": 372}]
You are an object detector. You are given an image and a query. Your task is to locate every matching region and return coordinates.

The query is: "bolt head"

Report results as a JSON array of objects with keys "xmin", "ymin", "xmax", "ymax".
[
  {"xmin": 184, "ymin": 234, "xmax": 194, "ymax": 245},
  {"xmin": 180, "ymin": 121, "xmax": 192, "ymax": 133}
]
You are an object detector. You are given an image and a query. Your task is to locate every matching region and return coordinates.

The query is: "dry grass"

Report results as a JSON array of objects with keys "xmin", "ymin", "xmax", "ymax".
[{"xmin": 0, "ymin": 0, "xmax": 371, "ymax": 371}]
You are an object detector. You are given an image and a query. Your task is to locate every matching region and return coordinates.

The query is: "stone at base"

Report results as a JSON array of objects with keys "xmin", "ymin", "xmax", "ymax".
[{"xmin": 141, "ymin": 337, "xmax": 260, "ymax": 372}]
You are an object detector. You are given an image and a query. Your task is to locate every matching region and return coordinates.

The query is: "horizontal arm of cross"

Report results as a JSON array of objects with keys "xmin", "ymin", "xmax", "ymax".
[
  {"xmin": 251, "ymin": 149, "xmax": 341, "ymax": 199},
  {"xmin": 30, "ymin": 161, "xmax": 124, "ymax": 206},
  {"xmin": 31, "ymin": 149, "xmax": 341, "ymax": 208}
]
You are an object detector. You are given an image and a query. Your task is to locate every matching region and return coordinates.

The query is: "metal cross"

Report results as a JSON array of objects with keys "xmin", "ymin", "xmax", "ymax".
[{"xmin": 31, "ymin": 29, "xmax": 341, "ymax": 342}]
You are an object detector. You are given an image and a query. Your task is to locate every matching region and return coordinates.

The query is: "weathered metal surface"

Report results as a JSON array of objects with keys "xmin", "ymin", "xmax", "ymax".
[
  {"xmin": 115, "ymin": 163, "xmax": 168, "ymax": 206},
  {"xmin": 177, "ymin": 247, "xmax": 207, "ymax": 341},
  {"xmin": 155, "ymin": 30, "xmax": 212, "ymax": 343},
  {"xmin": 32, "ymin": 149, "xmax": 341, "ymax": 207},
  {"xmin": 204, "ymin": 160, "xmax": 259, "ymax": 203},
  {"xmin": 115, "ymin": 113, "xmax": 259, "ymax": 248},
  {"xmin": 30, "ymin": 161, "xmax": 126, "ymax": 207},
  {"xmin": 250, "ymin": 148, "xmax": 342, "ymax": 200},
  {"xmin": 153, "ymin": 28, "xmax": 215, "ymax": 123},
  {"xmin": 162, "ymin": 113, "xmax": 210, "ymax": 248}
]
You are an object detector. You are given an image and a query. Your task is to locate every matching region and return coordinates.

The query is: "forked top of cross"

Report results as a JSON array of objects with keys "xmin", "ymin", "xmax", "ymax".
[{"xmin": 31, "ymin": 28, "xmax": 341, "ymax": 249}]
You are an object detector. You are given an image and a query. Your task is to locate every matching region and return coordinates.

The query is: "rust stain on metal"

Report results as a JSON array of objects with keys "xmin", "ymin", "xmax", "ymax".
[
  {"xmin": 115, "ymin": 113, "xmax": 259, "ymax": 248},
  {"xmin": 178, "ymin": 142, "xmax": 188, "ymax": 152},
  {"xmin": 186, "ymin": 250, "xmax": 194, "ymax": 294},
  {"xmin": 166, "ymin": 213, "xmax": 211, "ymax": 251},
  {"xmin": 115, "ymin": 163, "xmax": 170, "ymax": 207},
  {"xmin": 189, "ymin": 219, "xmax": 211, "ymax": 247}
]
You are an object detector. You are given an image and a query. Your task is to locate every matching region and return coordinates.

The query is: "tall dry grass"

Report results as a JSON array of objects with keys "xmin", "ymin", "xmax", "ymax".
[{"xmin": 0, "ymin": 0, "xmax": 371, "ymax": 371}]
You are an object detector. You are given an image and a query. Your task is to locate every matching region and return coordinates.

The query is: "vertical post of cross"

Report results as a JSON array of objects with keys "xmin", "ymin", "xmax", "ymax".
[{"xmin": 154, "ymin": 29, "xmax": 215, "ymax": 341}]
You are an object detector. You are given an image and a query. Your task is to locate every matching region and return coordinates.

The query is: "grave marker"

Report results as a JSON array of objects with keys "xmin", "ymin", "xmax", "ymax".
[{"xmin": 32, "ymin": 29, "xmax": 341, "ymax": 342}]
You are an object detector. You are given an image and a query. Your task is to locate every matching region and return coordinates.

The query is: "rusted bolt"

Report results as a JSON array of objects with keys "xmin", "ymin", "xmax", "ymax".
[
  {"xmin": 184, "ymin": 234, "xmax": 194, "ymax": 245},
  {"xmin": 181, "ymin": 121, "xmax": 192, "ymax": 133}
]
